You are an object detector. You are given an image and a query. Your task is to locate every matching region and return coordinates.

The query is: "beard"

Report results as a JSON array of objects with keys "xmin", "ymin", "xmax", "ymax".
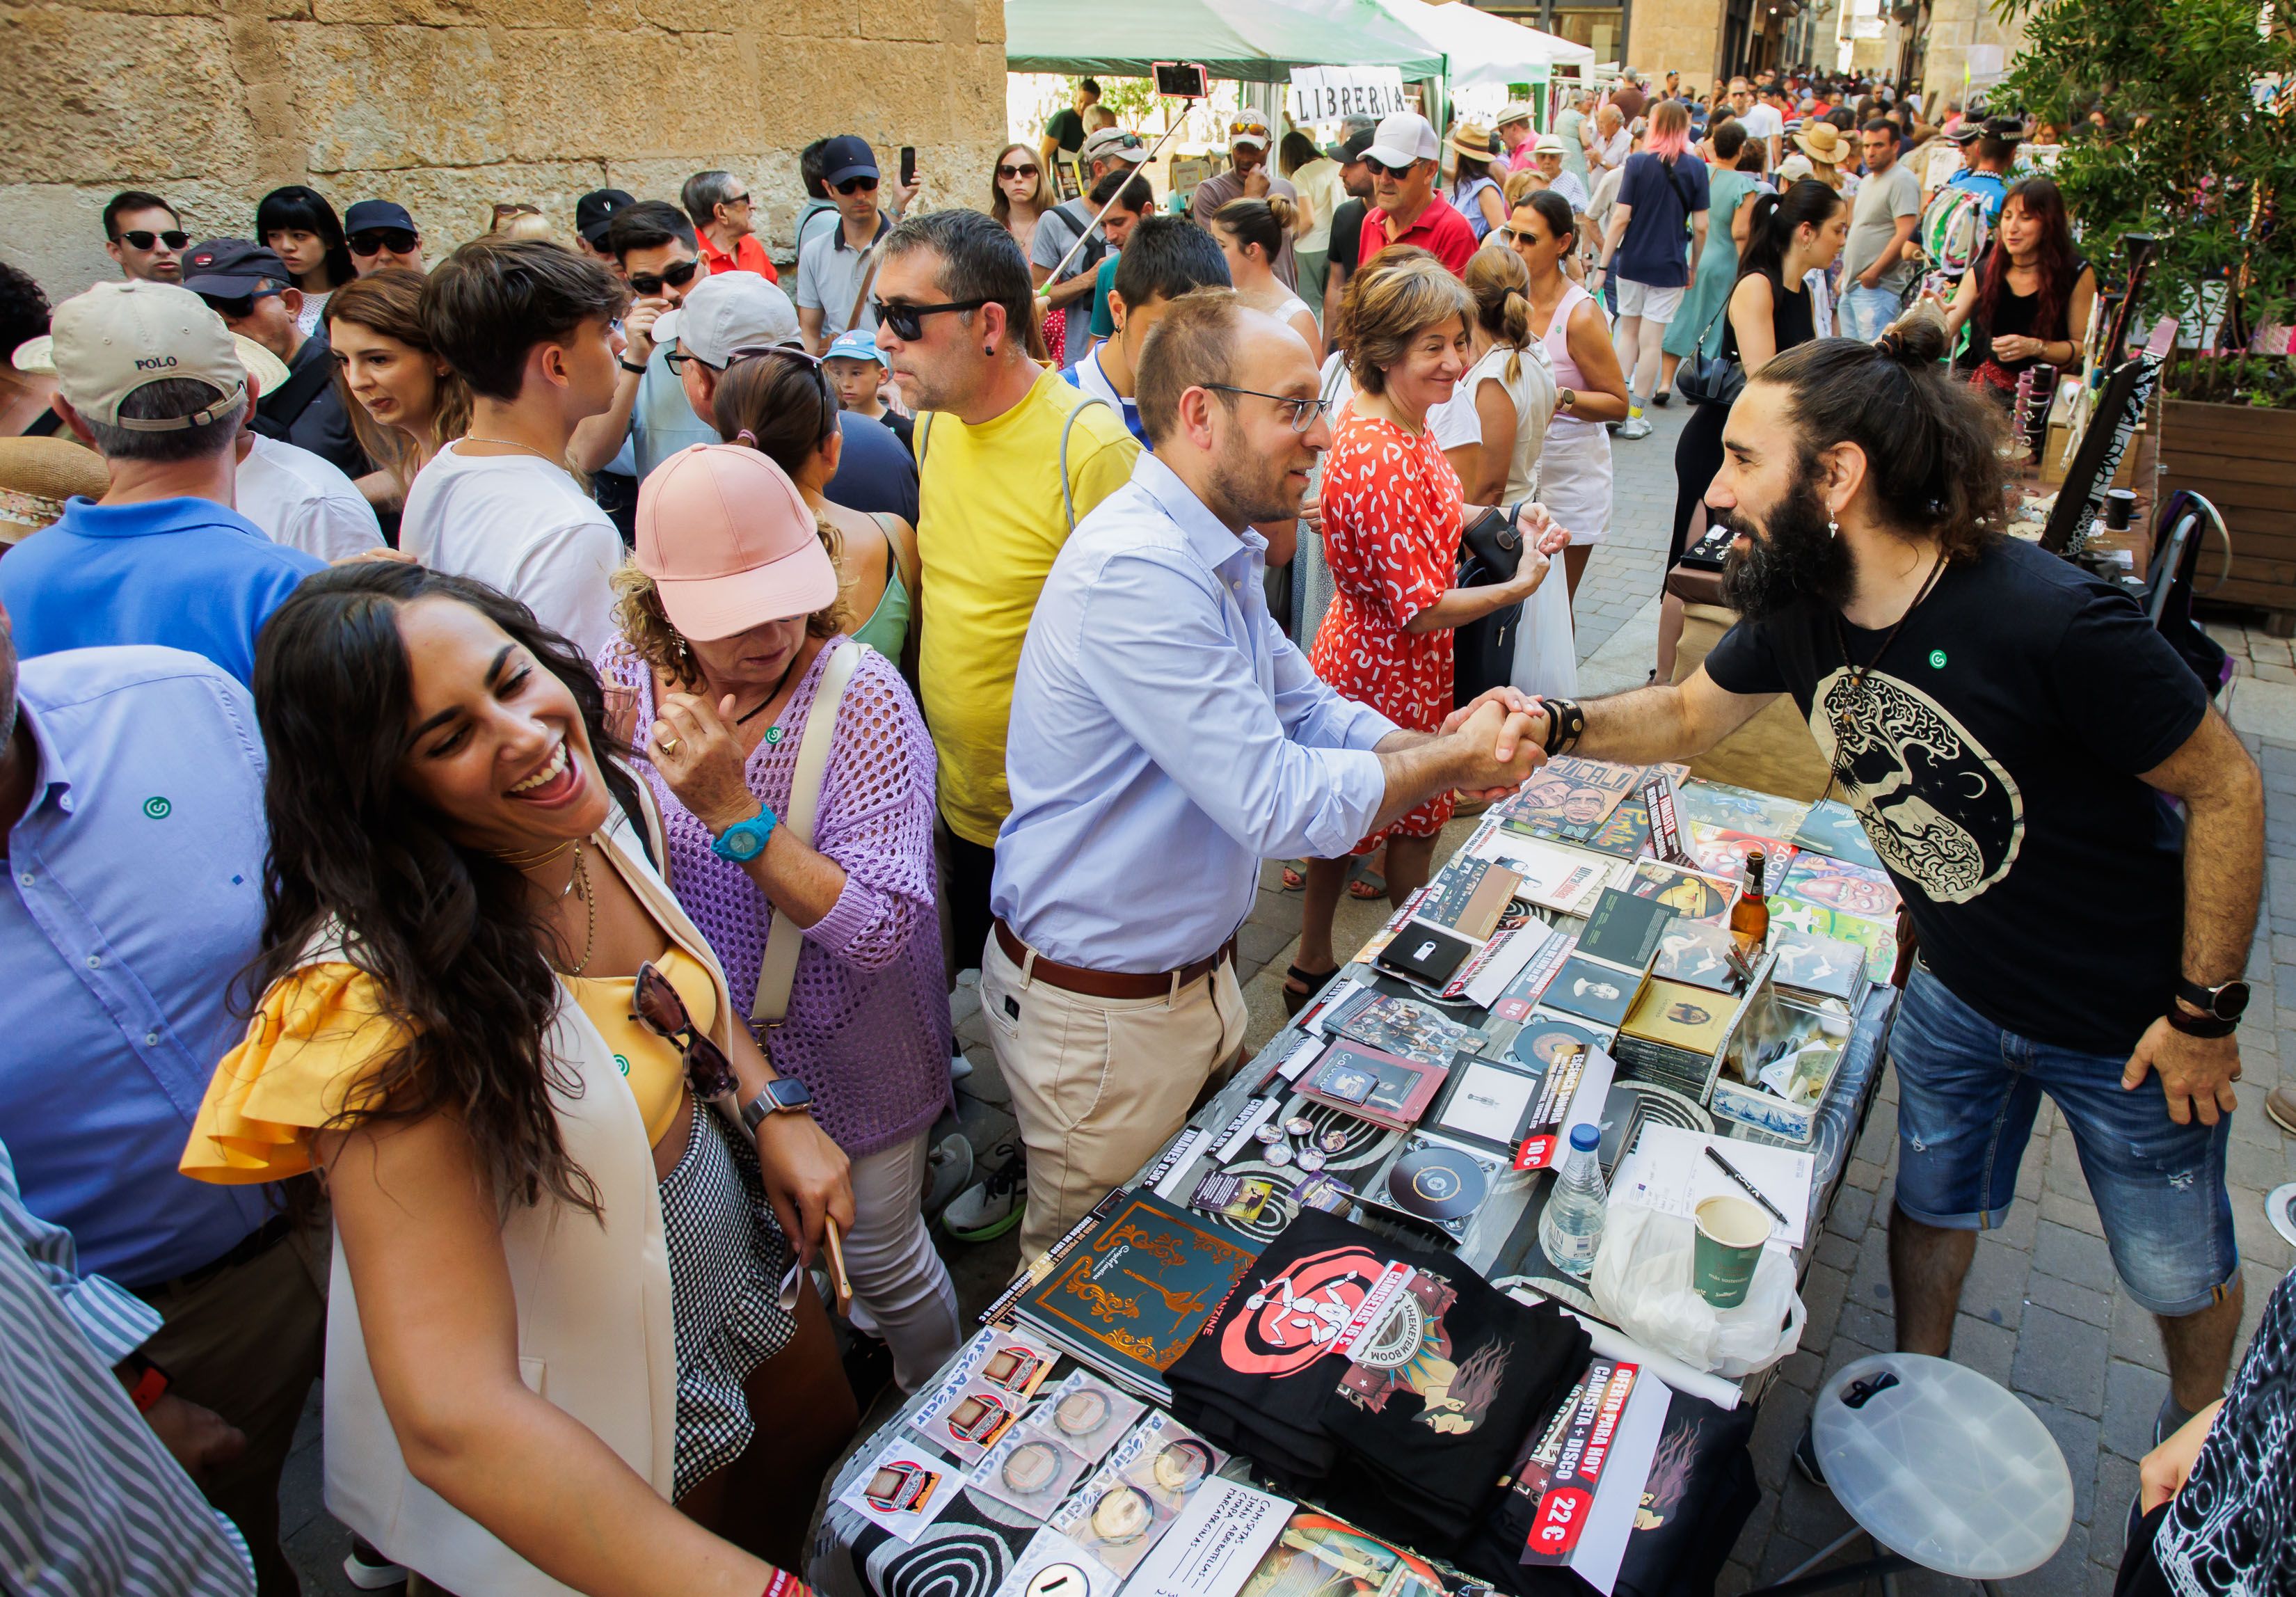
[
  {"xmin": 1716, "ymin": 470, "xmax": 1854, "ymax": 620},
  {"xmin": 1205, "ymin": 437, "xmax": 1305, "ymax": 529}
]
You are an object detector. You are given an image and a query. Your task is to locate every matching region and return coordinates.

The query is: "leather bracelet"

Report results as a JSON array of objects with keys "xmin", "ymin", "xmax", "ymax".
[
  {"xmin": 2165, "ymin": 1006, "xmax": 2238, "ymax": 1040},
  {"xmin": 619, "ymin": 357, "xmax": 648, "ymax": 374},
  {"xmin": 1539, "ymin": 696, "xmax": 1585, "ymax": 756}
]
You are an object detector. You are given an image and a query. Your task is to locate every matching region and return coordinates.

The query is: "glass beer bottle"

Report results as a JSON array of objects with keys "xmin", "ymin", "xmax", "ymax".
[{"xmin": 1730, "ymin": 849, "xmax": 1769, "ymax": 954}]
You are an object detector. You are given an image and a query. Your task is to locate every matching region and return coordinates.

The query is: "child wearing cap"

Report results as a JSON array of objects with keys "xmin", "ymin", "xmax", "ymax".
[{"xmin": 822, "ymin": 330, "xmax": 912, "ymax": 456}]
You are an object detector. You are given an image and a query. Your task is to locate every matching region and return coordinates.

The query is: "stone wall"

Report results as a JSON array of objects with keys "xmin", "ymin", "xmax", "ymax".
[
  {"xmin": 0, "ymin": 0, "xmax": 1010, "ymax": 299},
  {"xmin": 1630, "ymin": 0, "xmax": 1726, "ymax": 90},
  {"xmin": 1919, "ymin": 0, "xmax": 2028, "ymax": 114}
]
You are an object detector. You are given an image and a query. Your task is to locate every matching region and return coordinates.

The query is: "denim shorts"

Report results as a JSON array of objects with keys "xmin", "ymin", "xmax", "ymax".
[{"xmin": 1889, "ymin": 964, "xmax": 2240, "ymax": 1317}]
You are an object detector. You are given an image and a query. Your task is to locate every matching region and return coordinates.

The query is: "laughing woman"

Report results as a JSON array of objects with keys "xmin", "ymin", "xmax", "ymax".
[{"xmin": 182, "ymin": 560, "xmax": 859, "ymax": 1595}]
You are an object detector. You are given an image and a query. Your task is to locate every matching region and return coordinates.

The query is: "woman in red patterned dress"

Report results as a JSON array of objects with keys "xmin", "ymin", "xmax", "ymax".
[{"xmin": 1287, "ymin": 250, "xmax": 1563, "ymax": 1011}]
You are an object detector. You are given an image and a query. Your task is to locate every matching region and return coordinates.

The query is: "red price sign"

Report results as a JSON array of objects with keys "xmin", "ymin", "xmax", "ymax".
[
  {"xmin": 1531, "ymin": 1487, "xmax": 1592, "ymax": 1555},
  {"xmin": 1515, "ymin": 1134, "xmax": 1556, "ymax": 1171}
]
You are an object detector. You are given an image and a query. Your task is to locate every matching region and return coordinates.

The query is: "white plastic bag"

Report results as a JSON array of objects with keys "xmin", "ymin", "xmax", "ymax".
[
  {"xmin": 1588, "ymin": 1203, "xmax": 1805, "ymax": 1378},
  {"xmin": 1508, "ymin": 555, "xmax": 1579, "ymax": 699}
]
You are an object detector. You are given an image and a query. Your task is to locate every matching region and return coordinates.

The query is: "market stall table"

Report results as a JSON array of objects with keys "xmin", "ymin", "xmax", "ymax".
[{"xmin": 811, "ymin": 767, "xmax": 1904, "ymax": 1597}]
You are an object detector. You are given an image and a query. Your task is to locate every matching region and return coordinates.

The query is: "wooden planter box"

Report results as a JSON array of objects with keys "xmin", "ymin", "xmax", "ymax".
[{"xmin": 2160, "ymin": 398, "xmax": 2296, "ymax": 632}]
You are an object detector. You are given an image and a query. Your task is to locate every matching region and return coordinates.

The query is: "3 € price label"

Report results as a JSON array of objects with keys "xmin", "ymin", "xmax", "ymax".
[{"xmin": 1530, "ymin": 1487, "xmax": 1592, "ymax": 1556}]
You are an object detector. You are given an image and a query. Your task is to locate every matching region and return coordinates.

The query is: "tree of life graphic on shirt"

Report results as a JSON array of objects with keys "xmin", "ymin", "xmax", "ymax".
[{"xmin": 1808, "ymin": 667, "xmax": 2024, "ymax": 904}]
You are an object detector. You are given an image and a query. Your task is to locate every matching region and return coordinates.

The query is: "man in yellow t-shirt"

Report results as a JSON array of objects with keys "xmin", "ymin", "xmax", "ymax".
[{"xmin": 875, "ymin": 210, "xmax": 1140, "ymax": 980}]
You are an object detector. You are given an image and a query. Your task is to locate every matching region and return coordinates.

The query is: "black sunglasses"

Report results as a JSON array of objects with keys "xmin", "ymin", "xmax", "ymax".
[
  {"xmin": 631, "ymin": 962, "xmax": 738, "ymax": 1100},
  {"xmin": 194, "ymin": 287, "xmax": 282, "ymax": 320},
  {"xmin": 834, "ymin": 175, "xmax": 880, "ymax": 195},
  {"xmin": 348, "ymin": 228, "xmax": 420, "ymax": 256},
  {"xmin": 1366, "ymin": 156, "xmax": 1420, "ymax": 178},
  {"xmin": 872, "ymin": 296, "xmax": 989, "ymax": 342},
  {"xmin": 997, "ymin": 163, "xmax": 1040, "ymax": 180},
  {"xmin": 627, "ymin": 258, "xmax": 701, "ymax": 295},
  {"xmin": 114, "ymin": 229, "xmax": 190, "ymax": 251}
]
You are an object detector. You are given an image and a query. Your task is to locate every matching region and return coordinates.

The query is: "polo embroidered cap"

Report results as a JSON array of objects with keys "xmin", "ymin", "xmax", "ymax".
[{"xmin": 31, "ymin": 281, "xmax": 249, "ymax": 431}]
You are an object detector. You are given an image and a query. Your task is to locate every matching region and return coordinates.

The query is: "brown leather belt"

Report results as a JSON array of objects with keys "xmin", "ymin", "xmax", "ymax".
[{"xmin": 995, "ymin": 920, "xmax": 1236, "ymax": 1001}]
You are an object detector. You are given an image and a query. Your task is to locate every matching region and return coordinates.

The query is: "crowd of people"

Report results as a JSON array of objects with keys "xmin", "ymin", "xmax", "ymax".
[{"xmin": 0, "ymin": 63, "xmax": 2285, "ymax": 1597}]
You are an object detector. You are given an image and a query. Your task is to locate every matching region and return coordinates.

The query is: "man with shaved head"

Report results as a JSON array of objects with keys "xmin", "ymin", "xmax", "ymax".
[{"xmin": 984, "ymin": 290, "xmax": 1550, "ymax": 1252}]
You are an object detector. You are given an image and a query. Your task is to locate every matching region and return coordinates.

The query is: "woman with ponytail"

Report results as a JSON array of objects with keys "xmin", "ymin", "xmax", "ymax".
[
  {"xmin": 1212, "ymin": 197, "xmax": 1323, "ymax": 360},
  {"xmin": 1659, "ymin": 177, "xmax": 1847, "ymax": 680},
  {"xmin": 1442, "ymin": 246, "xmax": 1576, "ymax": 695}
]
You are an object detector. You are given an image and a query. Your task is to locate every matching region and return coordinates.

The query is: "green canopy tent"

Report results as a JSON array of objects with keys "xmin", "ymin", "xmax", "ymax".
[{"xmin": 1003, "ymin": 0, "xmax": 1446, "ymax": 83}]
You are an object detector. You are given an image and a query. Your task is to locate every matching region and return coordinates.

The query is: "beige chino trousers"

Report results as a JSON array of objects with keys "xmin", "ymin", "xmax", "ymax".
[{"xmin": 980, "ymin": 932, "xmax": 1247, "ymax": 1260}]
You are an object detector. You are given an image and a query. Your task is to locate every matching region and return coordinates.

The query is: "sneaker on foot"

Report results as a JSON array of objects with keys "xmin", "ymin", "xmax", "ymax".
[
  {"xmin": 1792, "ymin": 1417, "xmax": 1828, "ymax": 1488},
  {"xmin": 1619, "ymin": 415, "xmax": 1653, "ymax": 440},
  {"xmin": 923, "ymin": 1130, "xmax": 975, "ymax": 1214},
  {"xmin": 950, "ymin": 1050, "xmax": 974, "ymax": 1083},
  {"xmin": 2266, "ymin": 1083, "xmax": 2296, "ymax": 1137},
  {"xmin": 344, "ymin": 1538, "xmax": 408, "ymax": 1590},
  {"xmin": 943, "ymin": 1141, "xmax": 1026, "ymax": 1242}
]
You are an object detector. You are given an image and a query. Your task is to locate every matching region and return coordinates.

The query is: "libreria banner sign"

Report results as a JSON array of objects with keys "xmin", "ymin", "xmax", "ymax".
[{"xmin": 1288, "ymin": 66, "xmax": 1410, "ymax": 124}]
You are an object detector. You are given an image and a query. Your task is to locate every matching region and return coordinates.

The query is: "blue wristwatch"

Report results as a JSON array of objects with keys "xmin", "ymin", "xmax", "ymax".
[{"xmin": 710, "ymin": 804, "xmax": 778, "ymax": 862}]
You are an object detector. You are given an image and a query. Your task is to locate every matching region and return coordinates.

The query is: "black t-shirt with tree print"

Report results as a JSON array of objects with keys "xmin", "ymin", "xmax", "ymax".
[{"xmin": 1704, "ymin": 534, "xmax": 2208, "ymax": 1056}]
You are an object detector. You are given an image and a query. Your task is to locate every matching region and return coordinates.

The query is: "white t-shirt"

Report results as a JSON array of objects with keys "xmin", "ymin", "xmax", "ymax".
[
  {"xmin": 399, "ymin": 440, "xmax": 623, "ymax": 658},
  {"xmin": 234, "ymin": 432, "xmax": 383, "ymax": 561},
  {"xmin": 1740, "ymin": 103, "xmax": 1785, "ymax": 152}
]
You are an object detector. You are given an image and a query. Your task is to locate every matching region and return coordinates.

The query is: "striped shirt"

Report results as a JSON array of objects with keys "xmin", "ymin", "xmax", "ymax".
[{"xmin": 0, "ymin": 1138, "xmax": 254, "ymax": 1594}]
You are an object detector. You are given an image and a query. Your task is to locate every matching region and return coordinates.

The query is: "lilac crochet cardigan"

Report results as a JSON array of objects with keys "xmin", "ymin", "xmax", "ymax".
[{"xmin": 600, "ymin": 636, "xmax": 952, "ymax": 1157}]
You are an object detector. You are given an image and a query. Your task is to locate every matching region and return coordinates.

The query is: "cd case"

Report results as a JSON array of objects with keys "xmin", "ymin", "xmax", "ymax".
[
  {"xmin": 1360, "ymin": 1130, "xmax": 1516, "ymax": 1239},
  {"xmin": 1296, "ymin": 1039, "xmax": 1450, "ymax": 1131}
]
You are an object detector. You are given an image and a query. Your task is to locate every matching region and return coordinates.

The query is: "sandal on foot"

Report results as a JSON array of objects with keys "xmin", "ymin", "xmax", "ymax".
[
  {"xmin": 1279, "ymin": 860, "xmax": 1307, "ymax": 891},
  {"xmin": 1282, "ymin": 963, "xmax": 1337, "ymax": 1017},
  {"xmin": 1346, "ymin": 869, "xmax": 1387, "ymax": 900}
]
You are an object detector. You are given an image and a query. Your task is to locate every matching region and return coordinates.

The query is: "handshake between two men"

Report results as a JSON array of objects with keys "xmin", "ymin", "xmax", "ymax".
[{"xmin": 1361, "ymin": 688, "xmax": 1552, "ymax": 838}]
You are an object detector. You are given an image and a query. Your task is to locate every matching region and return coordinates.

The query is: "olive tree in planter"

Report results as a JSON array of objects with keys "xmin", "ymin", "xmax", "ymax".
[{"xmin": 1995, "ymin": 0, "xmax": 2296, "ymax": 619}]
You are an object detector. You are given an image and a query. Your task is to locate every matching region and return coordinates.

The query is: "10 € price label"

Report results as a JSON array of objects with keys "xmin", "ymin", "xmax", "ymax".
[{"xmin": 1531, "ymin": 1487, "xmax": 1592, "ymax": 1555}]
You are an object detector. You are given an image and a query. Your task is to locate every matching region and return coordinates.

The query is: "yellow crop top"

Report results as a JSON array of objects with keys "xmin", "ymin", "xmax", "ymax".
[{"xmin": 181, "ymin": 948, "xmax": 718, "ymax": 1184}]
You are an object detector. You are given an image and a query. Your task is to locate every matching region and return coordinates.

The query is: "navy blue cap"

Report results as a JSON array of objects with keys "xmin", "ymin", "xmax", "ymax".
[
  {"xmin": 820, "ymin": 136, "xmax": 879, "ymax": 186},
  {"xmin": 179, "ymin": 238, "xmax": 292, "ymax": 297},
  {"xmin": 576, "ymin": 188, "xmax": 637, "ymax": 245},
  {"xmin": 343, "ymin": 200, "xmax": 416, "ymax": 234}
]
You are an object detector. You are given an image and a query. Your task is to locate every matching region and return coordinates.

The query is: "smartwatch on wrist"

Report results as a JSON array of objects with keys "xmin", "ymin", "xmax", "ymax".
[
  {"xmin": 2169, "ymin": 975, "xmax": 2249, "ymax": 1037},
  {"xmin": 739, "ymin": 1076, "xmax": 813, "ymax": 1134},
  {"xmin": 711, "ymin": 805, "xmax": 778, "ymax": 862}
]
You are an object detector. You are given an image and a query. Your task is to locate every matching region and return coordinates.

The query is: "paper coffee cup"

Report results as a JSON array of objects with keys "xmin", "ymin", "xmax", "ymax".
[{"xmin": 1693, "ymin": 1193, "xmax": 1771, "ymax": 1310}]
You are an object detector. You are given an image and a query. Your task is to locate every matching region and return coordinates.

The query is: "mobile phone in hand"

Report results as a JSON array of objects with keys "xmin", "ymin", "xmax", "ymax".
[{"xmin": 900, "ymin": 146, "xmax": 917, "ymax": 186}]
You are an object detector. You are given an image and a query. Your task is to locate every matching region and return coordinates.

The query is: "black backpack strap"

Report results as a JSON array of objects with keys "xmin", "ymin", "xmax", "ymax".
[{"xmin": 253, "ymin": 349, "xmax": 335, "ymax": 439}]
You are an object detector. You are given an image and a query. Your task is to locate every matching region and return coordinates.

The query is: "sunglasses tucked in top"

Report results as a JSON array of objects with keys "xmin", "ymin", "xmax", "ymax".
[
  {"xmin": 871, "ymin": 297, "xmax": 989, "ymax": 342},
  {"xmin": 348, "ymin": 228, "xmax": 420, "ymax": 257},
  {"xmin": 630, "ymin": 962, "xmax": 738, "ymax": 1100},
  {"xmin": 627, "ymin": 258, "xmax": 701, "ymax": 296},
  {"xmin": 114, "ymin": 229, "xmax": 191, "ymax": 251}
]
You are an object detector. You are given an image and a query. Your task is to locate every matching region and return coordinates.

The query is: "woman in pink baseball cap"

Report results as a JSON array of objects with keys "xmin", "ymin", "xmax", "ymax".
[{"xmin": 600, "ymin": 441, "xmax": 962, "ymax": 1399}]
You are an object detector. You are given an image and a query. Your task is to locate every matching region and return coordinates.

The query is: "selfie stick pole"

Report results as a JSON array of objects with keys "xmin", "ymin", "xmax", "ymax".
[{"xmin": 1040, "ymin": 116, "xmax": 1194, "ymax": 292}]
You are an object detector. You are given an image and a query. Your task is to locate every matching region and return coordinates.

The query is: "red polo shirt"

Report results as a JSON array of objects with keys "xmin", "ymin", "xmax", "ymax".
[
  {"xmin": 1358, "ymin": 193, "xmax": 1478, "ymax": 277},
  {"xmin": 696, "ymin": 231, "xmax": 779, "ymax": 283}
]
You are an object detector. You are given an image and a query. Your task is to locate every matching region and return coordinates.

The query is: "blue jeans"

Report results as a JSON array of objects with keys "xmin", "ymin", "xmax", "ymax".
[
  {"xmin": 1889, "ymin": 966, "xmax": 2240, "ymax": 1317},
  {"xmin": 1838, "ymin": 283, "xmax": 1904, "ymax": 342}
]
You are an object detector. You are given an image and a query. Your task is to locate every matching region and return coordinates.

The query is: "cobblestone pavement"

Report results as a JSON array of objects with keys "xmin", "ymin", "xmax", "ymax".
[{"xmin": 280, "ymin": 404, "xmax": 2294, "ymax": 1595}]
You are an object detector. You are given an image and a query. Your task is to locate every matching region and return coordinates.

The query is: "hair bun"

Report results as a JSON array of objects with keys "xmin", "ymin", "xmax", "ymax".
[{"xmin": 1877, "ymin": 305, "xmax": 1950, "ymax": 367}]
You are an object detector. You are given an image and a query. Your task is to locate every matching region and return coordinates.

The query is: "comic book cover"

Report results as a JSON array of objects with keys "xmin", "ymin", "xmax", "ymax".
[
  {"xmin": 1686, "ymin": 824, "xmax": 1797, "ymax": 884},
  {"xmin": 1777, "ymin": 851, "xmax": 1901, "ymax": 921},
  {"xmin": 1789, "ymin": 798, "xmax": 1883, "ymax": 871},
  {"xmin": 1675, "ymin": 782, "xmax": 1813, "ymax": 842},
  {"xmin": 1769, "ymin": 898, "xmax": 1897, "ymax": 985}
]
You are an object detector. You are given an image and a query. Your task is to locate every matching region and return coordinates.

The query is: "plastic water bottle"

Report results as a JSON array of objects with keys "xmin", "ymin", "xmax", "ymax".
[{"xmin": 1538, "ymin": 1122, "xmax": 1609, "ymax": 1281}]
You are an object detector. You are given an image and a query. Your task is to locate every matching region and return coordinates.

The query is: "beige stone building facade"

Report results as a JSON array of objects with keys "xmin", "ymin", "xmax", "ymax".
[{"xmin": 1, "ymin": 0, "xmax": 1011, "ymax": 299}]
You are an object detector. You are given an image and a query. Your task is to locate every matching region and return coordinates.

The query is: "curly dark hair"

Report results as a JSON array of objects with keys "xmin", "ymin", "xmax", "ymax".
[
  {"xmin": 246, "ymin": 562, "xmax": 646, "ymax": 1216},
  {"xmin": 0, "ymin": 261, "xmax": 50, "ymax": 365},
  {"xmin": 1753, "ymin": 308, "xmax": 2007, "ymax": 563}
]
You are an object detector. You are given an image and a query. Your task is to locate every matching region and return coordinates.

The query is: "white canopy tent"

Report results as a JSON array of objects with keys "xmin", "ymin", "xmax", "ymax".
[{"xmin": 1419, "ymin": 1, "xmax": 1595, "ymax": 84}]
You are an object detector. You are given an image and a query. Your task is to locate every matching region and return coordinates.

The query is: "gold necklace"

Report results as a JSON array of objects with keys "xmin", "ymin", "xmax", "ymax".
[
  {"xmin": 462, "ymin": 436, "xmax": 562, "ymax": 468},
  {"xmin": 497, "ymin": 837, "xmax": 577, "ymax": 868},
  {"xmin": 555, "ymin": 841, "xmax": 598, "ymax": 976}
]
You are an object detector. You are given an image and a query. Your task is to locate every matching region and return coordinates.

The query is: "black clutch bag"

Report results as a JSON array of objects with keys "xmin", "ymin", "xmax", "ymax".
[{"xmin": 1460, "ymin": 502, "xmax": 1524, "ymax": 585}]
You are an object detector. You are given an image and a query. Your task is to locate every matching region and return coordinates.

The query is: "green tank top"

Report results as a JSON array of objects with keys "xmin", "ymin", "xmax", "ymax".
[{"xmin": 850, "ymin": 517, "xmax": 911, "ymax": 660}]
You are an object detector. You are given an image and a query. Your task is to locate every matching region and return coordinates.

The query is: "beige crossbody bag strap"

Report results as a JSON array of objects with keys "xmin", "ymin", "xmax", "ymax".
[{"xmin": 750, "ymin": 639, "xmax": 863, "ymax": 1029}]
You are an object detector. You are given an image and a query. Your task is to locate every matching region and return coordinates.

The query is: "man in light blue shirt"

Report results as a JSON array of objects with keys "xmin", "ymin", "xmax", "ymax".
[
  {"xmin": 0, "ymin": 1134, "xmax": 257, "ymax": 1596},
  {"xmin": 1, "ymin": 280, "xmax": 322, "ymax": 686},
  {"xmin": 0, "ymin": 614, "xmax": 323, "ymax": 1594},
  {"xmin": 985, "ymin": 292, "xmax": 1547, "ymax": 1253}
]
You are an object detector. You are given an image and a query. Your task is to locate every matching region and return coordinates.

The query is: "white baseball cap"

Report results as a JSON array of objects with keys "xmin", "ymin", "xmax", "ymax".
[
  {"xmin": 653, "ymin": 271, "xmax": 802, "ymax": 368},
  {"xmin": 1366, "ymin": 112, "xmax": 1440, "ymax": 168},
  {"xmin": 22, "ymin": 281, "xmax": 253, "ymax": 430}
]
